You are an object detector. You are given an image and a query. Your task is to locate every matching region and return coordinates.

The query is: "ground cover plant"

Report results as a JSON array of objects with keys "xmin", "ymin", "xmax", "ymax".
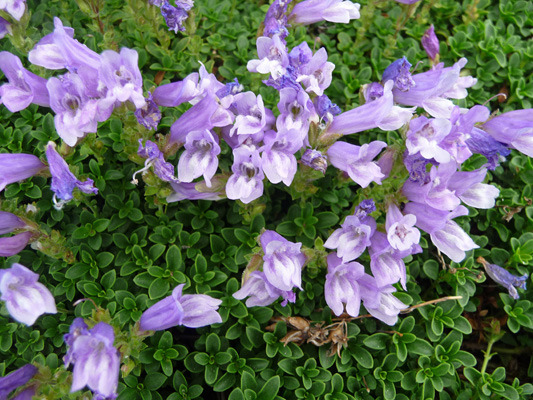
[{"xmin": 1, "ymin": 0, "xmax": 533, "ymax": 399}]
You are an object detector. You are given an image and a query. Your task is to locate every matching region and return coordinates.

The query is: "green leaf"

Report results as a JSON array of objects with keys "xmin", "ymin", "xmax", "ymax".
[
  {"xmin": 256, "ymin": 375, "xmax": 280, "ymax": 400},
  {"xmin": 65, "ymin": 263, "xmax": 89, "ymax": 279},
  {"xmin": 364, "ymin": 333, "xmax": 389, "ymax": 350},
  {"xmin": 148, "ymin": 278, "xmax": 169, "ymax": 299},
  {"xmin": 166, "ymin": 245, "xmax": 182, "ymax": 269},
  {"xmin": 206, "ymin": 333, "xmax": 221, "ymax": 354}
]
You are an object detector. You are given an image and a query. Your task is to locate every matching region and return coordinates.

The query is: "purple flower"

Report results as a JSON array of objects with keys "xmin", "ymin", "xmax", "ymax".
[
  {"xmin": 226, "ymin": 145, "xmax": 264, "ymax": 204},
  {"xmin": 63, "ymin": 318, "xmax": 89, "ymax": 366},
  {"xmin": 0, "ymin": 365, "xmax": 37, "ymax": 400},
  {"xmin": 140, "ymin": 284, "xmax": 222, "ymax": 330},
  {"xmin": 177, "ymin": 129, "xmax": 220, "ymax": 187},
  {"xmin": 386, "ymin": 203, "xmax": 420, "ymax": 252},
  {"xmin": 66, "ymin": 321, "xmax": 120, "ymax": 399},
  {"xmin": 481, "ymin": 109, "xmax": 533, "ymax": 157},
  {"xmin": 47, "ymin": 73, "xmax": 99, "ymax": 147},
  {"xmin": 363, "ymin": 282, "xmax": 408, "ymax": 326},
  {"xmin": 260, "ymin": 230, "xmax": 306, "ymax": 292},
  {"xmin": 263, "ymin": 0, "xmax": 291, "ymax": 39},
  {"xmin": 368, "ymin": 232, "xmax": 409, "ymax": 290},
  {"xmin": 134, "ymin": 92, "xmax": 161, "ymax": 130},
  {"xmin": 261, "ymin": 129, "xmax": 303, "ymax": 186},
  {"xmin": 382, "ymin": 57, "xmax": 415, "ymax": 92},
  {"xmin": 0, "ymin": 211, "xmax": 32, "ymax": 257},
  {"xmin": 324, "ymin": 205, "xmax": 376, "ymax": 263},
  {"xmin": 0, "ymin": 16, "xmax": 10, "ymax": 39},
  {"xmin": 422, "ymin": 25, "xmax": 439, "ymax": 60},
  {"xmin": 160, "ymin": 0, "xmax": 193, "ymax": 33},
  {"xmin": 167, "ymin": 181, "xmax": 225, "ymax": 202},
  {"xmin": 466, "ymin": 127, "xmax": 510, "ymax": 169},
  {"xmin": 0, "ymin": 0, "xmax": 25, "ymax": 21},
  {"xmin": 392, "ymin": 58, "xmax": 476, "ymax": 118},
  {"xmin": 276, "ymin": 87, "xmax": 314, "ymax": 140},
  {"xmin": 327, "ymin": 141, "xmax": 387, "ymax": 188},
  {"xmin": 404, "ymin": 203, "xmax": 478, "ymax": 262},
  {"xmin": 0, "ymin": 52, "xmax": 50, "ymax": 112},
  {"xmin": 215, "ymin": 78, "xmax": 243, "ymax": 99},
  {"xmin": 314, "ymin": 94, "xmax": 341, "ymax": 124},
  {"xmin": 325, "ymin": 254, "xmax": 365, "ymax": 317},
  {"xmin": 0, "ymin": 153, "xmax": 46, "ymax": 191},
  {"xmin": 45, "ymin": 142, "xmax": 98, "ymax": 208},
  {"xmin": 28, "ymin": 18, "xmax": 101, "ymax": 96},
  {"xmin": 97, "ymin": 48, "xmax": 146, "ymax": 120},
  {"xmin": 290, "ymin": 0, "xmax": 360, "ymax": 25},
  {"xmin": 447, "ymin": 168, "xmax": 500, "ymax": 209},
  {"xmin": 247, "ymin": 35, "xmax": 289, "ymax": 79},
  {"xmin": 301, "ymin": 148, "xmax": 328, "ymax": 174},
  {"xmin": 135, "ymin": 140, "xmax": 179, "ymax": 184},
  {"xmin": 478, "ymin": 258, "xmax": 527, "ymax": 300},
  {"xmin": 403, "ymin": 152, "xmax": 432, "ymax": 183},
  {"xmin": 0, "ymin": 263, "xmax": 57, "ymax": 325},
  {"xmin": 233, "ymin": 271, "xmax": 296, "ymax": 307},
  {"xmin": 405, "ymin": 116, "xmax": 452, "ymax": 163},
  {"xmin": 230, "ymin": 92, "xmax": 269, "ymax": 136},
  {"xmin": 295, "ymin": 47, "xmax": 335, "ymax": 96}
]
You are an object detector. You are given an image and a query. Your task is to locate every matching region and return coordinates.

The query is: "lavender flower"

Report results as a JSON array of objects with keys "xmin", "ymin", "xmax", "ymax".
[
  {"xmin": 226, "ymin": 145, "xmax": 264, "ymax": 204},
  {"xmin": 261, "ymin": 129, "xmax": 303, "ymax": 186},
  {"xmin": 478, "ymin": 257, "xmax": 528, "ymax": 300},
  {"xmin": 177, "ymin": 129, "xmax": 220, "ymax": 187},
  {"xmin": 422, "ymin": 25, "xmax": 439, "ymax": 61},
  {"xmin": 247, "ymin": 35, "xmax": 289, "ymax": 79},
  {"xmin": 301, "ymin": 148, "xmax": 328, "ymax": 174},
  {"xmin": 0, "ymin": 17, "xmax": 10, "ymax": 39},
  {"xmin": 45, "ymin": 142, "xmax": 98, "ymax": 209},
  {"xmin": 135, "ymin": 140, "xmax": 180, "ymax": 184},
  {"xmin": 0, "ymin": 263, "xmax": 57, "ymax": 325},
  {"xmin": 382, "ymin": 57, "xmax": 415, "ymax": 92},
  {"xmin": 481, "ymin": 109, "xmax": 533, "ymax": 157},
  {"xmin": 314, "ymin": 94, "xmax": 341, "ymax": 125},
  {"xmin": 97, "ymin": 48, "xmax": 146, "ymax": 120},
  {"xmin": 233, "ymin": 271, "xmax": 296, "ymax": 307},
  {"xmin": 47, "ymin": 73, "xmax": 99, "ymax": 147},
  {"xmin": 167, "ymin": 181, "xmax": 225, "ymax": 202},
  {"xmin": 325, "ymin": 253, "xmax": 365, "ymax": 317},
  {"xmin": 0, "ymin": 365, "xmax": 37, "ymax": 400},
  {"xmin": 65, "ymin": 321, "xmax": 120, "ymax": 399},
  {"xmin": 0, "ymin": 153, "xmax": 46, "ymax": 191},
  {"xmin": 466, "ymin": 127, "xmax": 510, "ymax": 170},
  {"xmin": 363, "ymin": 282, "xmax": 408, "ymax": 326},
  {"xmin": 0, "ymin": 211, "xmax": 32, "ymax": 257},
  {"xmin": 230, "ymin": 92, "xmax": 269, "ymax": 136},
  {"xmin": 260, "ymin": 230, "xmax": 306, "ymax": 292},
  {"xmin": 447, "ymin": 168, "xmax": 500, "ymax": 209},
  {"xmin": 295, "ymin": 47, "xmax": 335, "ymax": 95},
  {"xmin": 290, "ymin": 0, "xmax": 360, "ymax": 25},
  {"xmin": 140, "ymin": 284, "xmax": 222, "ymax": 330},
  {"xmin": 405, "ymin": 116, "xmax": 452, "ymax": 163},
  {"xmin": 324, "ymin": 202, "xmax": 376, "ymax": 262},
  {"xmin": 161, "ymin": 0, "xmax": 193, "ymax": 33},
  {"xmin": 369, "ymin": 232, "xmax": 408, "ymax": 290},
  {"xmin": 0, "ymin": 52, "xmax": 50, "ymax": 112},
  {"xmin": 327, "ymin": 141, "xmax": 387, "ymax": 188},
  {"xmin": 134, "ymin": 93, "xmax": 161, "ymax": 130},
  {"xmin": 385, "ymin": 203, "xmax": 420, "ymax": 252},
  {"xmin": 276, "ymin": 87, "xmax": 314, "ymax": 139},
  {"xmin": 263, "ymin": 0, "xmax": 292, "ymax": 39},
  {"xmin": 0, "ymin": 0, "xmax": 25, "ymax": 21}
]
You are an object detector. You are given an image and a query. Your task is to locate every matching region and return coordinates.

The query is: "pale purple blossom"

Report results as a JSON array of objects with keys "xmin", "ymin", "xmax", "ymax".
[
  {"xmin": 481, "ymin": 260, "xmax": 528, "ymax": 300},
  {"xmin": 466, "ymin": 127, "xmax": 510, "ymax": 169},
  {"xmin": 45, "ymin": 142, "xmax": 98, "ymax": 208},
  {"xmin": 405, "ymin": 116, "xmax": 452, "ymax": 163},
  {"xmin": 295, "ymin": 48, "xmax": 335, "ymax": 95},
  {"xmin": 422, "ymin": 25, "xmax": 439, "ymax": 60},
  {"xmin": 230, "ymin": 92, "xmax": 269, "ymax": 136},
  {"xmin": 276, "ymin": 87, "xmax": 314, "ymax": 140},
  {"xmin": 260, "ymin": 230, "xmax": 305, "ymax": 292},
  {"xmin": 226, "ymin": 145, "xmax": 264, "ymax": 203},
  {"xmin": 447, "ymin": 168, "xmax": 500, "ymax": 209},
  {"xmin": 233, "ymin": 271, "xmax": 296, "ymax": 307},
  {"xmin": 135, "ymin": 139, "xmax": 179, "ymax": 184},
  {"xmin": 314, "ymin": 94, "xmax": 341, "ymax": 125},
  {"xmin": 47, "ymin": 73, "xmax": 99, "ymax": 147},
  {"xmin": 382, "ymin": 57, "xmax": 415, "ymax": 92},
  {"xmin": 301, "ymin": 148, "xmax": 328, "ymax": 174},
  {"xmin": 327, "ymin": 141, "xmax": 387, "ymax": 188},
  {"xmin": 0, "ymin": 0, "xmax": 25, "ymax": 21},
  {"xmin": 0, "ymin": 153, "xmax": 46, "ymax": 191},
  {"xmin": 134, "ymin": 92, "xmax": 161, "ymax": 130},
  {"xmin": 65, "ymin": 320, "xmax": 120, "ymax": 399},
  {"xmin": 247, "ymin": 35, "xmax": 289, "ymax": 79},
  {"xmin": 325, "ymin": 253, "xmax": 365, "ymax": 317},
  {"xmin": 324, "ymin": 205, "xmax": 376, "ymax": 263},
  {"xmin": 368, "ymin": 232, "xmax": 408, "ymax": 290},
  {"xmin": 290, "ymin": 0, "xmax": 360, "ymax": 25},
  {"xmin": 386, "ymin": 203, "xmax": 420, "ymax": 252},
  {"xmin": 140, "ymin": 284, "xmax": 222, "ymax": 330},
  {"xmin": 0, "ymin": 263, "xmax": 57, "ymax": 325},
  {"xmin": 167, "ymin": 181, "xmax": 225, "ymax": 202},
  {"xmin": 261, "ymin": 129, "xmax": 303, "ymax": 186},
  {"xmin": 0, "ymin": 365, "xmax": 37, "ymax": 400},
  {"xmin": 97, "ymin": 48, "xmax": 146, "ymax": 120},
  {"xmin": 363, "ymin": 282, "xmax": 408, "ymax": 326},
  {"xmin": 0, "ymin": 51, "xmax": 50, "ymax": 112},
  {"xmin": 481, "ymin": 109, "xmax": 533, "ymax": 157},
  {"xmin": 0, "ymin": 211, "xmax": 32, "ymax": 257},
  {"xmin": 177, "ymin": 129, "xmax": 220, "ymax": 187},
  {"xmin": 160, "ymin": 0, "xmax": 194, "ymax": 33},
  {"xmin": 0, "ymin": 17, "xmax": 10, "ymax": 39},
  {"xmin": 263, "ymin": 0, "xmax": 291, "ymax": 39}
]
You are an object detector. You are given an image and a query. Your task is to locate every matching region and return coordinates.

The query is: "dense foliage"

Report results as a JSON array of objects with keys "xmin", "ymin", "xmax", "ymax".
[{"xmin": 1, "ymin": 0, "xmax": 533, "ymax": 399}]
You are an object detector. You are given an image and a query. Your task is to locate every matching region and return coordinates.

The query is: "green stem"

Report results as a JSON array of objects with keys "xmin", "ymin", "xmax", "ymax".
[{"xmin": 480, "ymin": 337, "xmax": 496, "ymax": 376}]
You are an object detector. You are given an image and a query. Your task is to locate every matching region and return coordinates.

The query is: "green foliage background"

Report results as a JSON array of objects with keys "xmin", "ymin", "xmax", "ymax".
[{"xmin": 1, "ymin": 0, "xmax": 533, "ymax": 399}]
